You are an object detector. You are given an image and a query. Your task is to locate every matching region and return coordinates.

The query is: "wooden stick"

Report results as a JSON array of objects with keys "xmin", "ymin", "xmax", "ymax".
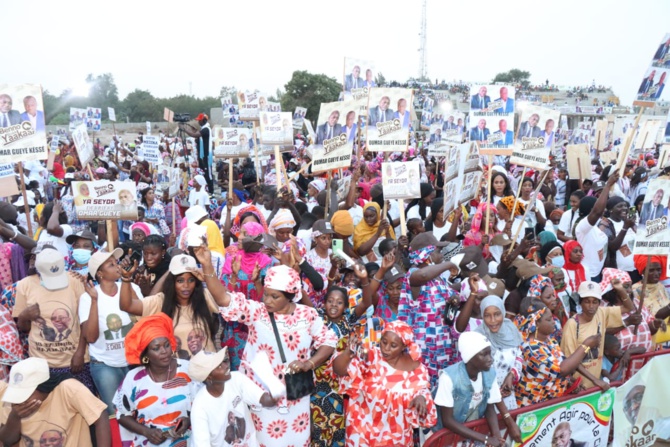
[
  {"xmin": 325, "ymin": 171, "xmax": 332, "ymax": 215},
  {"xmin": 171, "ymin": 197, "xmax": 176, "ymax": 232},
  {"xmin": 274, "ymin": 146, "xmax": 283, "ymax": 192},
  {"xmin": 398, "ymin": 199, "xmax": 407, "ymax": 236},
  {"xmin": 17, "ymin": 163, "xmax": 33, "ymax": 238},
  {"xmin": 634, "ymin": 255, "xmax": 651, "ymax": 335},
  {"xmin": 616, "ymin": 107, "xmax": 645, "ymax": 177},
  {"xmin": 86, "ymin": 163, "xmax": 95, "ymax": 180},
  {"xmin": 508, "ymin": 170, "xmax": 549, "ymax": 253},
  {"xmin": 276, "ymin": 145, "xmax": 291, "ymax": 188},
  {"xmin": 288, "ymin": 161, "xmax": 313, "ymax": 182},
  {"xmin": 509, "ymin": 166, "xmax": 528, "ymax": 222},
  {"xmin": 228, "ymin": 158, "xmax": 234, "ymax": 202},
  {"xmin": 253, "ymin": 122, "xmax": 260, "ymax": 183},
  {"xmin": 105, "ymin": 220, "xmax": 115, "ymax": 251},
  {"xmin": 485, "ymin": 154, "xmax": 493, "ymax": 236}
]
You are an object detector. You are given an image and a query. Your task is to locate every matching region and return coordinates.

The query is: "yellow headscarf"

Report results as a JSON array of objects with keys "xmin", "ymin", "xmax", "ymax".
[
  {"xmin": 353, "ymin": 202, "xmax": 395, "ymax": 251},
  {"xmin": 499, "ymin": 195, "xmax": 525, "ymax": 217}
]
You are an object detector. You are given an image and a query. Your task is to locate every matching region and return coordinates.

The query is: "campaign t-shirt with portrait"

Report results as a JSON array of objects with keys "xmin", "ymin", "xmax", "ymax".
[
  {"xmin": 0, "ymin": 379, "xmax": 106, "ymax": 447},
  {"xmin": 13, "ymin": 275, "xmax": 87, "ymax": 368},
  {"xmin": 35, "ymin": 224, "xmax": 73, "ymax": 254},
  {"xmin": 78, "ymin": 282, "xmax": 143, "ymax": 368},
  {"xmin": 191, "ymin": 371, "xmax": 265, "ymax": 447},
  {"xmin": 140, "ymin": 289, "xmax": 219, "ymax": 359},
  {"xmin": 434, "ymin": 370, "xmax": 502, "ymax": 422},
  {"xmin": 575, "ymin": 218, "xmax": 609, "ymax": 280}
]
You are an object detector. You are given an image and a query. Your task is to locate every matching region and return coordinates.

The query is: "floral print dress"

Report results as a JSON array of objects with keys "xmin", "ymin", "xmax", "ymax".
[
  {"xmin": 303, "ymin": 248, "xmax": 332, "ymax": 309},
  {"xmin": 219, "ymin": 291, "xmax": 337, "ymax": 447}
]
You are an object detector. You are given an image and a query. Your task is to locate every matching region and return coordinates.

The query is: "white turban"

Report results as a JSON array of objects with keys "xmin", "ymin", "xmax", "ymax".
[
  {"xmin": 458, "ymin": 331, "xmax": 491, "ymax": 364},
  {"xmin": 194, "ymin": 175, "xmax": 207, "ymax": 186}
]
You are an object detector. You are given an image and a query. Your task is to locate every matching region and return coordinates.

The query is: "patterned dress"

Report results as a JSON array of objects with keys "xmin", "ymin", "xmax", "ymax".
[
  {"xmin": 611, "ymin": 298, "xmax": 654, "ymax": 376},
  {"xmin": 374, "ymin": 285, "xmax": 399, "ymax": 323},
  {"xmin": 398, "ymin": 267, "xmax": 456, "ymax": 386},
  {"xmin": 219, "ymin": 291, "xmax": 337, "ymax": 447},
  {"xmin": 303, "ymin": 248, "xmax": 332, "ymax": 309},
  {"xmin": 311, "ymin": 308, "xmax": 360, "ymax": 447},
  {"xmin": 492, "ymin": 346, "xmax": 523, "ymax": 410},
  {"xmin": 114, "ymin": 359, "xmax": 200, "ymax": 446},
  {"xmin": 515, "ymin": 338, "xmax": 570, "ymax": 406},
  {"xmin": 338, "ymin": 347, "xmax": 437, "ymax": 447},
  {"xmin": 144, "ymin": 202, "xmax": 170, "ymax": 235}
]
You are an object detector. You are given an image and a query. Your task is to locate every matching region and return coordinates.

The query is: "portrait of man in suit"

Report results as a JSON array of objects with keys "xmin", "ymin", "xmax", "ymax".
[
  {"xmin": 541, "ymin": 119, "xmax": 556, "ymax": 147},
  {"xmin": 394, "ymin": 98, "xmax": 410, "ymax": 129},
  {"xmin": 470, "ymin": 118, "xmax": 490, "ymax": 142},
  {"xmin": 470, "ymin": 86, "xmax": 491, "ymax": 110},
  {"xmin": 50, "ymin": 308, "xmax": 72, "ymax": 342},
  {"xmin": 342, "ymin": 110, "xmax": 358, "ymax": 142},
  {"xmin": 368, "ymin": 96, "xmax": 394, "ymax": 126},
  {"xmin": 443, "ymin": 115, "xmax": 457, "ymax": 131},
  {"xmin": 551, "ymin": 422, "xmax": 586, "ymax": 447},
  {"xmin": 494, "ymin": 87, "xmax": 515, "ymax": 113},
  {"xmin": 653, "ymin": 37, "xmax": 670, "ymax": 65},
  {"xmin": 19, "ymin": 95, "xmax": 45, "ymax": 132},
  {"xmin": 494, "ymin": 119, "xmax": 514, "ymax": 146},
  {"xmin": 649, "ymin": 71, "xmax": 666, "ymax": 100},
  {"xmin": 0, "ymin": 94, "xmax": 22, "ymax": 127},
  {"xmin": 103, "ymin": 313, "xmax": 133, "ymax": 340},
  {"xmin": 638, "ymin": 70, "xmax": 656, "ymax": 95},
  {"xmin": 316, "ymin": 110, "xmax": 342, "ymax": 144},
  {"xmin": 517, "ymin": 113, "xmax": 542, "ymax": 140},
  {"xmin": 640, "ymin": 187, "xmax": 665, "ymax": 226},
  {"xmin": 344, "ymin": 65, "xmax": 364, "ymax": 91},
  {"xmin": 363, "ymin": 69, "xmax": 376, "ymax": 88},
  {"xmin": 429, "ymin": 128, "xmax": 442, "ymax": 143}
]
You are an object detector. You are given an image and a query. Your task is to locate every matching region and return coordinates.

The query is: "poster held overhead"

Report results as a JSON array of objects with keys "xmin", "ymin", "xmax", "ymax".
[
  {"xmin": 343, "ymin": 57, "xmax": 376, "ymax": 92},
  {"xmin": 511, "ymin": 104, "xmax": 560, "ymax": 170},
  {"xmin": 213, "ymin": 127, "xmax": 251, "ymax": 158},
  {"xmin": 259, "ymin": 112, "xmax": 293, "ymax": 146},
  {"xmin": 633, "ymin": 178, "xmax": 670, "ymax": 255},
  {"xmin": 366, "ymin": 88, "xmax": 413, "ymax": 153},
  {"xmin": 0, "ymin": 84, "xmax": 48, "ymax": 163},
  {"xmin": 142, "ymin": 135, "xmax": 161, "ymax": 165},
  {"xmin": 634, "ymin": 33, "xmax": 670, "ymax": 107},
  {"xmin": 312, "ymin": 100, "xmax": 358, "ymax": 173},
  {"xmin": 381, "ymin": 161, "xmax": 421, "ymax": 200},
  {"xmin": 108, "ymin": 107, "xmax": 116, "ymax": 122},
  {"xmin": 566, "ymin": 144, "xmax": 591, "ymax": 180},
  {"xmin": 292, "ymin": 107, "xmax": 307, "ymax": 130},
  {"xmin": 72, "ymin": 124, "xmax": 94, "ymax": 166},
  {"xmin": 238, "ymin": 90, "xmax": 264, "ymax": 122},
  {"xmin": 72, "ymin": 180, "xmax": 139, "ymax": 220}
]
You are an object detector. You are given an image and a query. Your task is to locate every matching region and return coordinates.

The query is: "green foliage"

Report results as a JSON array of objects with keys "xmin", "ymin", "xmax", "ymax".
[
  {"xmin": 492, "ymin": 69, "xmax": 531, "ymax": 87},
  {"xmin": 280, "ymin": 70, "xmax": 342, "ymax": 124},
  {"xmin": 375, "ymin": 72, "xmax": 386, "ymax": 87}
]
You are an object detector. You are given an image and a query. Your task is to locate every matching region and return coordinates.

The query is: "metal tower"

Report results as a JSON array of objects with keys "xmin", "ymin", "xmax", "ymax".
[{"xmin": 418, "ymin": 0, "xmax": 427, "ymax": 80}]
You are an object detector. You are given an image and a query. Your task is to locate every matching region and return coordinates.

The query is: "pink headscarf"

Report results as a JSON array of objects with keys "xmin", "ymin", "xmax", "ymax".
[
  {"xmin": 222, "ymin": 222, "xmax": 272, "ymax": 276},
  {"xmin": 463, "ymin": 202, "xmax": 499, "ymax": 259},
  {"xmin": 129, "ymin": 222, "xmax": 151, "ymax": 236}
]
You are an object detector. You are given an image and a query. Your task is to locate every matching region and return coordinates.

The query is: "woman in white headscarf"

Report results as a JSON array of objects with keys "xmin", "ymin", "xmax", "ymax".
[{"xmin": 189, "ymin": 175, "xmax": 210, "ymax": 208}]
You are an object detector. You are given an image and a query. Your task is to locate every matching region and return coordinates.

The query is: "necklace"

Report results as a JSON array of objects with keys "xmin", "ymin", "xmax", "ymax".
[{"xmin": 148, "ymin": 360, "xmax": 173, "ymax": 382}]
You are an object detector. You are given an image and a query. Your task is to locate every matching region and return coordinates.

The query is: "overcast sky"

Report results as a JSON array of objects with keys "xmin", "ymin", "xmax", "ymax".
[{"xmin": 5, "ymin": 0, "xmax": 669, "ymax": 106}]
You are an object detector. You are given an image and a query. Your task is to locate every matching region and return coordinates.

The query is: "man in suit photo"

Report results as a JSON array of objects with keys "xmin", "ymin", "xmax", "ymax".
[
  {"xmin": 104, "ymin": 313, "xmax": 133, "ymax": 340},
  {"xmin": 470, "ymin": 86, "xmax": 491, "ymax": 110},
  {"xmin": 493, "ymin": 87, "xmax": 515, "ymax": 113},
  {"xmin": 429, "ymin": 128, "xmax": 442, "ymax": 143},
  {"xmin": 517, "ymin": 113, "xmax": 542, "ymax": 140},
  {"xmin": 650, "ymin": 71, "xmax": 666, "ymax": 100},
  {"xmin": 363, "ymin": 69, "xmax": 376, "ymax": 88},
  {"xmin": 653, "ymin": 36, "xmax": 670, "ymax": 64},
  {"xmin": 20, "ymin": 95, "xmax": 45, "ymax": 132},
  {"xmin": 638, "ymin": 70, "xmax": 656, "ymax": 95},
  {"xmin": 541, "ymin": 119, "xmax": 556, "ymax": 147},
  {"xmin": 443, "ymin": 115, "xmax": 457, "ymax": 130},
  {"xmin": 470, "ymin": 119, "xmax": 490, "ymax": 142},
  {"xmin": 316, "ymin": 110, "xmax": 342, "ymax": 144},
  {"xmin": 368, "ymin": 96, "xmax": 394, "ymax": 126},
  {"xmin": 0, "ymin": 94, "xmax": 22, "ymax": 127},
  {"xmin": 494, "ymin": 119, "xmax": 514, "ymax": 146},
  {"xmin": 344, "ymin": 65, "xmax": 364, "ymax": 91},
  {"xmin": 342, "ymin": 110, "xmax": 358, "ymax": 142}
]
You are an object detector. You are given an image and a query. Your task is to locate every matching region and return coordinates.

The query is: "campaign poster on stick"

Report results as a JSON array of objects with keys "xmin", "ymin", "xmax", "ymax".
[
  {"xmin": 633, "ymin": 120, "xmax": 663, "ymax": 151},
  {"xmin": 212, "ymin": 127, "xmax": 251, "ymax": 158},
  {"xmin": 314, "ymin": 100, "xmax": 359, "ymax": 149},
  {"xmin": 71, "ymin": 180, "xmax": 138, "ymax": 220},
  {"xmin": 566, "ymin": 144, "xmax": 591, "ymax": 180},
  {"xmin": 613, "ymin": 356, "xmax": 670, "ymax": 447},
  {"xmin": 293, "ymin": 107, "xmax": 307, "ymax": 130},
  {"xmin": 366, "ymin": 88, "xmax": 413, "ymax": 152},
  {"xmin": 659, "ymin": 144, "xmax": 670, "ymax": 168},
  {"xmin": 0, "ymin": 84, "xmax": 48, "ymax": 163},
  {"xmin": 470, "ymin": 84, "xmax": 516, "ymax": 114},
  {"xmin": 259, "ymin": 112, "xmax": 293, "ymax": 146},
  {"xmin": 69, "ymin": 107, "xmax": 87, "ymax": 131},
  {"xmin": 594, "ymin": 119, "xmax": 609, "ymax": 150},
  {"xmin": 142, "ymin": 135, "xmax": 161, "ymax": 164},
  {"xmin": 470, "ymin": 115, "xmax": 515, "ymax": 151},
  {"xmin": 238, "ymin": 90, "xmax": 262, "ymax": 121},
  {"xmin": 381, "ymin": 161, "xmax": 421, "ymax": 200},
  {"xmin": 434, "ymin": 103, "xmax": 465, "ymax": 144},
  {"xmin": 633, "ymin": 178, "xmax": 670, "ymax": 254},
  {"xmin": 458, "ymin": 170, "xmax": 483, "ymax": 205},
  {"xmin": 72, "ymin": 124, "xmax": 94, "ymax": 166},
  {"xmin": 108, "ymin": 107, "xmax": 116, "ymax": 122},
  {"xmin": 0, "ymin": 163, "xmax": 18, "ymax": 198},
  {"xmin": 511, "ymin": 105, "xmax": 561, "ymax": 169},
  {"xmin": 513, "ymin": 389, "xmax": 615, "ymax": 447},
  {"xmin": 633, "ymin": 33, "xmax": 670, "ymax": 108},
  {"xmin": 343, "ymin": 57, "xmax": 376, "ymax": 92},
  {"xmin": 86, "ymin": 107, "xmax": 101, "ymax": 131}
]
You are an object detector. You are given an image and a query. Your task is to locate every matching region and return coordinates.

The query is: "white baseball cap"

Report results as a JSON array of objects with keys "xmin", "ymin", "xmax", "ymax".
[
  {"xmin": 188, "ymin": 348, "xmax": 228, "ymax": 382},
  {"xmin": 35, "ymin": 249, "xmax": 69, "ymax": 291},
  {"xmin": 2, "ymin": 358, "xmax": 50, "ymax": 404},
  {"xmin": 185, "ymin": 205, "xmax": 208, "ymax": 224},
  {"xmin": 169, "ymin": 254, "xmax": 198, "ymax": 276},
  {"xmin": 88, "ymin": 248, "xmax": 124, "ymax": 279}
]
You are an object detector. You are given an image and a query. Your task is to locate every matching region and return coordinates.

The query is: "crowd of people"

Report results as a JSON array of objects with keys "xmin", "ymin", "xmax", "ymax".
[{"xmin": 0, "ymin": 110, "xmax": 668, "ymax": 447}]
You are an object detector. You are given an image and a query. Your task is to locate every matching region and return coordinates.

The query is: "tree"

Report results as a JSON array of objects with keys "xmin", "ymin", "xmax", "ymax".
[
  {"xmin": 86, "ymin": 73, "xmax": 120, "ymax": 108},
  {"xmin": 219, "ymin": 86, "xmax": 238, "ymax": 104},
  {"xmin": 492, "ymin": 69, "xmax": 531, "ymax": 88},
  {"xmin": 121, "ymin": 89, "xmax": 162, "ymax": 122},
  {"xmin": 375, "ymin": 72, "xmax": 386, "ymax": 87},
  {"xmin": 280, "ymin": 71, "xmax": 341, "ymax": 124}
]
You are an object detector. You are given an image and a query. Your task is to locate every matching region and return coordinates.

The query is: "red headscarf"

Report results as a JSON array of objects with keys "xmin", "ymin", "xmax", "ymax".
[
  {"xmin": 124, "ymin": 313, "xmax": 177, "ymax": 365},
  {"xmin": 634, "ymin": 255, "xmax": 668, "ymax": 281},
  {"xmin": 382, "ymin": 321, "xmax": 422, "ymax": 361},
  {"xmin": 563, "ymin": 240, "xmax": 586, "ymax": 290}
]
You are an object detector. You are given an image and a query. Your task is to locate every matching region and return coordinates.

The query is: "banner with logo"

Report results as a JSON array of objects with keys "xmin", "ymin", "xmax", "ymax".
[
  {"xmin": 238, "ymin": 90, "xmax": 262, "ymax": 121},
  {"xmin": 213, "ymin": 127, "xmax": 252, "ymax": 158},
  {"xmin": 259, "ymin": 111, "xmax": 293, "ymax": 145},
  {"xmin": 633, "ymin": 178, "xmax": 670, "ymax": 255},
  {"xmin": 613, "ymin": 355, "xmax": 670, "ymax": 447},
  {"xmin": 343, "ymin": 57, "xmax": 376, "ymax": 92},
  {"xmin": 71, "ymin": 180, "xmax": 139, "ymax": 220},
  {"xmin": 72, "ymin": 124, "xmax": 94, "ymax": 166},
  {"xmin": 511, "ymin": 104, "xmax": 561, "ymax": 170},
  {"xmin": 0, "ymin": 84, "xmax": 48, "ymax": 163},
  {"xmin": 69, "ymin": 107, "xmax": 87, "ymax": 131},
  {"xmin": 293, "ymin": 107, "xmax": 307, "ymax": 130},
  {"xmin": 514, "ymin": 389, "xmax": 615, "ymax": 447},
  {"xmin": 313, "ymin": 99, "xmax": 358, "ymax": 157},
  {"xmin": 633, "ymin": 33, "xmax": 670, "ymax": 108},
  {"xmin": 381, "ymin": 161, "xmax": 421, "ymax": 199},
  {"xmin": 366, "ymin": 87, "xmax": 413, "ymax": 152}
]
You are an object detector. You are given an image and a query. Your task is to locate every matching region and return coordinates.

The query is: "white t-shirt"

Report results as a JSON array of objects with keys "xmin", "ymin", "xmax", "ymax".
[
  {"xmin": 434, "ymin": 370, "xmax": 502, "ymax": 422},
  {"xmin": 575, "ymin": 218, "xmax": 608, "ymax": 280},
  {"xmin": 191, "ymin": 372, "xmax": 265, "ymax": 447},
  {"xmin": 189, "ymin": 189, "xmax": 211, "ymax": 208},
  {"xmin": 407, "ymin": 204, "xmax": 430, "ymax": 221},
  {"xmin": 219, "ymin": 203, "xmax": 246, "ymax": 227},
  {"xmin": 557, "ymin": 209, "xmax": 579, "ymax": 240},
  {"xmin": 348, "ymin": 203, "xmax": 364, "ymax": 227},
  {"xmin": 78, "ymin": 282, "xmax": 143, "ymax": 367},
  {"xmin": 36, "ymin": 224, "xmax": 73, "ymax": 254},
  {"xmin": 609, "ymin": 219, "xmax": 636, "ymax": 272}
]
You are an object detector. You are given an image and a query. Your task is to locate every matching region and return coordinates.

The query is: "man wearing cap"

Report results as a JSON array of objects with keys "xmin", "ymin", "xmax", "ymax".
[
  {"xmin": 180, "ymin": 113, "xmax": 214, "ymax": 193},
  {"xmin": 13, "ymin": 249, "xmax": 92, "ymax": 390},
  {"xmin": 560, "ymin": 280, "xmax": 635, "ymax": 389},
  {"xmin": 183, "ymin": 205, "xmax": 225, "ymax": 256},
  {"xmin": 189, "ymin": 349, "xmax": 277, "ymax": 447},
  {"xmin": 0, "ymin": 357, "xmax": 110, "ymax": 447}
]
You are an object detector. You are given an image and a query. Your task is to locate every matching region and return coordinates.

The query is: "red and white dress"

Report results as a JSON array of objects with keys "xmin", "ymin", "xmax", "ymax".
[{"xmin": 220, "ymin": 291, "xmax": 337, "ymax": 447}]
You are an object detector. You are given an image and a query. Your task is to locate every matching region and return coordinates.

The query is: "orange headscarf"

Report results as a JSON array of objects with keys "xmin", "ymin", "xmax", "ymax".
[
  {"xmin": 382, "ymin": 320, "xmax": 422, "ymax": 361},
  {"xmin": 634, "ymin": 255, "xmax": 668, "ymax": 281},
  {"xmin": 124, "ymin": 313, "xmax": 177, "ymax": 365}
]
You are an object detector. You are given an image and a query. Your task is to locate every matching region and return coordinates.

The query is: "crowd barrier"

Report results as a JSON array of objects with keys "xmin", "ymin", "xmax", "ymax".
[{"xmin": 425, "ymin": 349, "xmax": 670, "ymax": 447}]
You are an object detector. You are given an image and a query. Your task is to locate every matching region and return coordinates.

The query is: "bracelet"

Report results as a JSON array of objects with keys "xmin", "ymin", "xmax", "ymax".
[
  {"xmin": 503, "ymin": 413, "xmax": 512, "ymax": 420},
  {"xmin": 327, "ymin": 276, "xmax": 336, "ymax": 282},
  {"xmin": 581, "ymin": 344, "xmax": 591, "ymax": 354},
  {"xmin": 371, "ymin": 275, "xmax": 382, "ymax": 283},
  {"xmin": 360, "ymin": 281, "xmax": 371, "ymax": 288},
  {"xmin": 121, "ymin": 278, "xmax": 133, "ymax": 283},
  {"xmin": 8, "ymin": 229, "xmax": 18, "ymax": 241},
  {"xmin": 203, "ymin": 272, "xmax": 217, "ymax": 278},
  {"xmin": 484, "ymin": 436, "xmax": 489, "ymax": 445},
  {"xmin": 306, "ymin": 359, "xmax": 316, "ymax": 370}
]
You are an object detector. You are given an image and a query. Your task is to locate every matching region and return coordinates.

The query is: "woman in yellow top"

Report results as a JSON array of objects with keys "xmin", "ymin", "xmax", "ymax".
[{"xmin": 353, "ymin": 202, "xmax": 395, "ymax": 261}]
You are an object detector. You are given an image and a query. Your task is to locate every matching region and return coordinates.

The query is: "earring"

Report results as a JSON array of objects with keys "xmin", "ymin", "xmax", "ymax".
[{"xmin": 141, "ymin": 356, "xmax": 149, "ymax": 364}]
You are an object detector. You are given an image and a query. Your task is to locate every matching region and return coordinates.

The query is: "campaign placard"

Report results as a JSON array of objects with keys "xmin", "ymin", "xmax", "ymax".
[
  {"xmin": 72, "ymin": 124, "xmax": 94, "ymax": 166},
  {"xmin": 49, "ymin": 135, "xmax": 59, "ymax": 153},
  {"xmin": 86, "ymin": 107, "xmax": 101, "ymax": 131},
  {"xmin": 311, "ymin": 136, "xmax": 352, "ymax": 173},
  {"xmin": 566, "ymin": 144, "xmax": 591, "ymax": 180},
  {"xmin": 366, "ymin": 88, "xmax": 413, "ymax": 152},
  {"xmin": 470, "ymin": 115, "xmax": 516, "ymax": 151},
  {"xmin": 108, "ymin": 107, "xmax": 116, "ymax": 122},
  {"xmin": 259, "ymin": 111, "xmax": 293, "ymax": 146},
  {"xmin": 343, "ymin": 57, "xmax": 376, "ymax": 92},
  {"xmin": 458, "ymin": 170, "xmax": 483, "ymax": 205},
  {"xmin": 0, "ymin": 163, "xmax": 18, "ymax": 198},
  {"xmin": 633, "ymin": 119, "xmax": 663, "ymax": 150},
  {"xmin": 470, "ymin": 84, "xmax": 516, "ymax": 115},
  {"xmin": 434, "ymin": 104, "xmax": 465, "ymax": 144},
  {"xmin": 142, "ymin": 135, "xmax": 161, "ymax": 164},
  {"xmin": 163, "ymin": 107, "xmax": 174, "ymax": 123},
  {"xmin": 293, "ymin": 107, "xmax": 307, "ymax": 130},
  {"xmin": 69, "ymin": 107, "xmax": 87, "ymax": 131},
  {"xmin": 238, "ymin": 90, "xmax": 262, "ymax": 121},
  {"xmin": 634, "ymin": 33, "xmax": 670, "ymax": 107},
  {"xmin": 212, "ymin": 127, "xmax": 251, "ymax": 158},
  {"xmin": 514, "ymin": 389, "xmax": 614, "ymax": 447},
  {"xmin": 633, "ymin": 178, "xmax": 670, "ymax": 255},
  {"xmin": 511, "ymin": 105, "xmax": 561, "ymax": 169},
  {"xmin": 0, "ymin": 84, "xmax": 48, "ymax": 163},
  {"xmin": 72, "ymin": 180, "xmax": 138, "ymax": 220},
  {"xmin": 381, "ymin": 161, "xmax": 421, "ymax": 200},
  {"xmin": 314, "ymin": 100, "xmax": 358, "ymax": 154}
]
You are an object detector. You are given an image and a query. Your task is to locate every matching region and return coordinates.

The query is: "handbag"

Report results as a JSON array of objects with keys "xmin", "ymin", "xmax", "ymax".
[
  {"xmin": 268, "ymin": 312, "xmax": 315, "ymax": 400},
  {"xmin": 652, "ymin": 317, "xmax": 670, "ymax": 345}
]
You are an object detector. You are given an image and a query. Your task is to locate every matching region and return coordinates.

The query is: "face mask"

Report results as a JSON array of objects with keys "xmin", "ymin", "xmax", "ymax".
[
  {"xmin": 551, "ymin": 256, "xmax": 565, "ymax": 269},
  {"xmin": 72, "ymin": 248, "xmax": 93, "ymax": 265}
]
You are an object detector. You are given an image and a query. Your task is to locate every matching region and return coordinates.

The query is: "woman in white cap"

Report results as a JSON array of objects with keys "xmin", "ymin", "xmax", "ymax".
[
  {"xmin": 435, "ymin": 331, "xmax": 516, "ymax": 446},
  {"xmin": 189, "ymin": 348, "xmax": 278, "ymax": 447},
  {"xmin": 193, "ymin": 244, "xmax": 337, "ymax": 447},
  {"xmin": 119, "ymin": 253, "xmax": 223, "ymax": 360},
  {"xmin": 189, "ymin": 174, "xmax": 210, "ymax": 208},
  {"xmin": 79, "ymin": 248, "xmax": 142, "ymax": 416},
  {"xmin": 306, "ymin": 179, "xmax": 326, "ymax": 212}
]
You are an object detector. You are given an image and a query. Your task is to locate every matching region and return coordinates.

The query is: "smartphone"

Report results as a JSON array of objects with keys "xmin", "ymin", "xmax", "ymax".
[
  {"xmin": 332, "ymin": 239, "xmax": 343, "ymax": 253},
  {"xmin": 124, "ymin": 250, "xmax": 142, "ymax": 271},
  {"xmin": 524, "ymin": 227, "xmax": 536, "ymax": 240},
  {"xmin": 628, "ymin": 206, "xmax": 637, "ymax": 219}
]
